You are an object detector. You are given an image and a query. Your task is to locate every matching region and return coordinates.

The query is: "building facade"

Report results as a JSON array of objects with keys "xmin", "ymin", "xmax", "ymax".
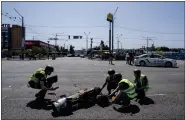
[
  {"xmin": 1, "ymin": 24, "xmax": 11, "ymax": 50},
  {"xmin": 25, "ymin": 40, "xmax": 55, "ymax": 51},
  {"xmin": 1, "ymin": 24, "xmax": 25, "ymax": 53}
]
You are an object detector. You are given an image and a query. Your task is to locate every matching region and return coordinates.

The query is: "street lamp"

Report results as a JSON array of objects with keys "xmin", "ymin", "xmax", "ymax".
[
  {"xmin": 47, "ymin": 41, "xmax": 50, "ymax": 60},
  {"xmin": 84, "ymin": 32, "xmax": 90, "ymax": 54},
  {"xmin": 64, "ymin": 40, "xmax": 68, "ymax": 49},
  {"xmin": 116, "ymin": 34, "xmax": 122, "ymax": 52},
  {"xmin": 118, "ymin": 40, "xmax": 123, "ymax": 52}
]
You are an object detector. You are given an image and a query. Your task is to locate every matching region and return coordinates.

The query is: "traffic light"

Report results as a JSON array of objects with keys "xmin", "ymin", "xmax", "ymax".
[
  {"xmin": 80, "ymin": 36, "xmax": 82, "ymax": 39},
  {"xmin": 68, "ymin": 36, "xmax": 70, "ymax": 39},
  {"xmin": 91, "ymin": 38, "xmax": 93, "ymax": 43}
]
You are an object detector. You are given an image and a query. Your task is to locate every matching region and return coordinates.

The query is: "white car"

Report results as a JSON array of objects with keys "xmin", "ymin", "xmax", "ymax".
[{"xmin": 134, "ymin": 54, "xmax": 177, "ymax": 67}]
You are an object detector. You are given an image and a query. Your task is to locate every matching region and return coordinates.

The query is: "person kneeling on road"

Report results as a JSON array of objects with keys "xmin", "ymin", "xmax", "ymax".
[
  {"xmin": 108, "ymin": 73, "xmax": 137, "ymax": 111},
  {"xmin": 101, "ymin": 69, "xmax": 118, "ymax": 95},
  {"xmin": 28, "ymin": 65, "xmax": 58, "ymax": 101},
  {"xmin": 133, "ymin": 69, "xmax": 150, "ymax": 102}
]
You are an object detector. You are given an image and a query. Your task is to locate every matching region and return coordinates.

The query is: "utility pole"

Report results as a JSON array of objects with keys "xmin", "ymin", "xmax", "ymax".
[
  {"xmin": 90, "ymin": 38, "xmax": 93, "ymax": 58},
  {"xmin": 112, "ymin": 7, "xmax": 118, "ymax": 53},
  {"xmin": 84, "ymin": 32, "xmax": 90, "ymax": 55},
  {"xmin": 142, "ymin": 37, "xmax": 156, "ymax": 53},
  {"xmin": 64, "ymin": 40, "xmax": 68, "ymax": 50},
  {"xmin": 33, "ymin": 36, "xmax": 34, "ymax": 40},
  {"xmin": 118, "ymin": 41, "xmax": 123, "ymax": 52},
  {"xmin": 90, "ymin": 38, "xmax": 93, "ymax": 50},
  {"xmin": 47, "ymin": 41, "xmax": 50, "ymax": 60},
  {"xmin": 117, "ymin": 34, "xmax": 122, "ymax": 52},
  {"xmin": 55, "ymin": 34, "xmax": 58, "ymax": 46},
  {"xmin": 14, "ymin": 8, "xmax": 25, "ymax": 50}
]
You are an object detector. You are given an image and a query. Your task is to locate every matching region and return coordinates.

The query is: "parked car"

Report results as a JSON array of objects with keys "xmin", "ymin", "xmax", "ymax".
[
  {"xmin": 67, "ymin": 54, "xmax": 73, "ymax": 57},
  {"xmin": 134, "ymin": 54, "xmax": 177, "ymax": 67}
]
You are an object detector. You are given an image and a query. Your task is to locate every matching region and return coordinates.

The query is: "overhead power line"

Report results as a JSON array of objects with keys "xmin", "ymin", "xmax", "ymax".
[
  {"xmin": 25, "ymin": 24, "xmax": 184, "ymax": 35},
  {"xmin": 2, "ymin": 10, "xmax": 184, "ymax": 35}
]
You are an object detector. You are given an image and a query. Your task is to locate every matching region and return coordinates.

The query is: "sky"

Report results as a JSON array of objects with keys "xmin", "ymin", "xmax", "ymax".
[{"xmin": 1, "ymin": 2, "xmax": 184, "ymax": 50}]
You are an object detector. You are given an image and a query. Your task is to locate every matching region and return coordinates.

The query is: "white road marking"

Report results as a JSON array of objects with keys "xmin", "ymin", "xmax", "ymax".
[
  {"xmin": 2, "ymin": 96, "xmax": 7, "ymax": 100},
  {"xmin": 171, "ymin": 74, "xmax": 183, "ymax": 76},
  {"xmin": 147, "ymin": 94, "xmax": 165, "ymax": 96}
]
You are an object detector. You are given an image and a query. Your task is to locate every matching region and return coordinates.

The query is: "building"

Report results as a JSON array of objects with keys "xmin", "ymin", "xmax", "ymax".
[
  {"xmin": 1, "ymin": 24, "xmax": 11, "ymax": 50},
  {"xmin": 25, "ymin": 40, "xmax": 55, "ymax": 51},
  {"xmin": 1, "ymin": 24, "xmax": 25, "ymax": 53},
  {"xmin": 11, "ymin": 25, "xmax": 25, "ymax": 50}
]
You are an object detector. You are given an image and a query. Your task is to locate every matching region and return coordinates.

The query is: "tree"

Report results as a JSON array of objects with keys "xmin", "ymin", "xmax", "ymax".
[
  {"xmin": 151, "ymin": 44, "xmax": 155, "ymax": 51},
  {"xmin": 41, "ymin": 48, "xmax": 47, "ymax": 55},
  {"xmin": 60, "ymin": 46, "xmax": 65, "ymax": 52},
  {"xmin": 156, "ymin": 46, "xmax": 169, "ymax": 52},
  {"xmin": 32, "ymin": 46, "xmax": 41, "ymax": 55},
  {"xmin": 104, "ymin": 45, "xmax": 109, "ymax": 50},
  {"xmin": 55, "ymin": 45, "xmax": 60, "ymax": 52},
  {"xmin": 69, "ymin": 45, "xmax": 75, "ymax": 54}
]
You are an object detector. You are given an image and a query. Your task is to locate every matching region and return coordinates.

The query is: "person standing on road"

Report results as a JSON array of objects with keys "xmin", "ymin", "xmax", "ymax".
[
  {"xmin": 125, "ymin": 52, "xmax": 130, "ymax": 64},
  {"xmin": 101, "ymin": 69, "xmax": 117, "ymax": 95},
  {"xmin": 133, "ymin": 69, "xmax": 150, "ymax": 102},
  {"xmin": 109, "ymin": 52, "xmax": 113, "ymax": 65},
  {"xmin": 108, "ymin": 73, "xmax": 137, "ymax": 110},
  {"xmin": 28, "ymin": 65, "xmax": 58, "ymax": 101}
]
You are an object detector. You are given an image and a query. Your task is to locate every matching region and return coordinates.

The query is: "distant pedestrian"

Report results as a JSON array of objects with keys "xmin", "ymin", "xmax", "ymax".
[
  {"xmin": 125, "ymin": 52, "xmax": 129, "ymax": 64},
  {"xmin": 129, "ymin": 52, "xmax": 134, "ymax": 65},
  {"xmin": 109, "ymin": 52, "xmax": 113, "ymax": 65}
]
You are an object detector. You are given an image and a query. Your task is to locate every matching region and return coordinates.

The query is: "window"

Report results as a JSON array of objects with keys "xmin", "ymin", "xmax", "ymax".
[
  {"xmin": 139, "ymin": 54, "xmax": 148, "ymax": 58},
  {"xmin": 150, "ymin": 55, "xmax": 162, "ymax": 58}
]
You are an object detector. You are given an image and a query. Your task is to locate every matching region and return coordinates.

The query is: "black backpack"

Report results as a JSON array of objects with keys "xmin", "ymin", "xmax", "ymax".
[{"xmin": 96, "ymin": 94, "xmax": 110, "ymax": 107}]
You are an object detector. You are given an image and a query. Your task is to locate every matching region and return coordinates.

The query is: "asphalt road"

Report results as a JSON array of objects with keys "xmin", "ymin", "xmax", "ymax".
[{"xmin": 1, "ymin": 57, "xmax": 184, "ymax": 119}]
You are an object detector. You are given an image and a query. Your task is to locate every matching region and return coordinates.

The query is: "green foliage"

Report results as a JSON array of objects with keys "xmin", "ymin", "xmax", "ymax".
[
  {"xmin": 31, "ymin": 46, "xmax": 41, "ymax": 54},
  {"xmin": 69, "ymin": 45, "xmax": 75, "ymax": 54},
  {"xmin": 55, "ymin": 45, "xmax": 60, "ymax": 52}
]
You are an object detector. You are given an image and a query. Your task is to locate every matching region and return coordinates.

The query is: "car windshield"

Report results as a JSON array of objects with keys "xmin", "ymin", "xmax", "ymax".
[{"xmin": 138, "ymin": 54, "xmax": 148, "ymax": 58}]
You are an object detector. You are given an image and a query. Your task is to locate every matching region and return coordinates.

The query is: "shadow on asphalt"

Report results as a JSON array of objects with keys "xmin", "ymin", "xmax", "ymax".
[
  {"xmin": 51, "ymin": 103, "xmax": 96, "ymax": 117},
  {"xmin": 26, "ymin": 99, "xmax": 54, "ymax": 110},
  {"xmin": 113, "ymin": 104, "xmax": 140, "ymax": 114},
  {"xmin": 138, "ymin": 97, "xmax": 155, "ymax": 105}
]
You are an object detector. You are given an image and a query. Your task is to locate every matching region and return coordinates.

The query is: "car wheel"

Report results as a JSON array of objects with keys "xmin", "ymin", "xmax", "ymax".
[
  {"xmin": 165, "ymin": 62, "xmax": 172, "ymax": 68},
  {"xmin": 140, "ymin": 61, "xmax": 146, "ymax": 66}
]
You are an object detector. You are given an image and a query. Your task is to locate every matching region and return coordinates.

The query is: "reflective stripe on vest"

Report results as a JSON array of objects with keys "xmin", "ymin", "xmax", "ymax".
[
  {"xmin": 29, "ymin": 68, "xmax": 46, "ymax": 81},
  {"xmin": 119, "ymin": 79, "xmax": 137, "ymax": 99}
]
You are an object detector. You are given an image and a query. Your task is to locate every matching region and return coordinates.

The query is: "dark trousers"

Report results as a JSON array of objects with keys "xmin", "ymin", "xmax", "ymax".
[
  {"xmin": 113, "ymin": 91, "xmax": 130, "ymax": 107},
  {"xmin": 35, "ymin": 89, "xmax": 47, "ymax": 100},
  {"xmin": 136, "ymin": 89, "xmax": 145, "ymax": 100}
]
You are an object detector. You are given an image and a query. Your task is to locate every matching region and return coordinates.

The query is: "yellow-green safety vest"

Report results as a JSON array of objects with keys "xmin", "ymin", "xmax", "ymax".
[
  {"xmin": 119, "ymin": 79, "xmax": 137, "ymax": 99},
  {"xmin": 140, "ymin": 74, "xmax": 150, "ymax": 92},
  {"xmin": 29, "ymin": 68, "xmax": 46, "ymax": 81}
]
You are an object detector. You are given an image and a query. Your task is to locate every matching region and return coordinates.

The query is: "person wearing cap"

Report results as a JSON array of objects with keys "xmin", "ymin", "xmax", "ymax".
[
  {"xmin": 101, "ymin": 69, "xmax": 117, "ymax": 95},
  {"xmin": 133, "ymin": 69, "xmax": 150, "ymax": 101},
  {"xmin": 28, "ymin": 65, "xmax": 58, "ymax": 100},
  {"xmin": 108, "ymin": 73, "xmax": 137, "ymax": 110}
]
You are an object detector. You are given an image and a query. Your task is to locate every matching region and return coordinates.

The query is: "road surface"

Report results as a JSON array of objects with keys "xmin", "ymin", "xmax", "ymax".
[{"xmin": 1, "ymin": 58, "xmax": 184, "ymax": 119}]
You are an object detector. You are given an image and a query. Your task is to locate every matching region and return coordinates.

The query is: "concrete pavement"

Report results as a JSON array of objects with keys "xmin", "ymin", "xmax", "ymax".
[{"xmin": 1, "ymin": 57, "xmax": 184, "ymax": 119}]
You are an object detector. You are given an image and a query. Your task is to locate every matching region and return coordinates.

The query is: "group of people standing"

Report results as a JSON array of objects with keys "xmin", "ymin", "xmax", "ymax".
[{"xmin": 125, "ymin": 52, "xmax": 135, "ymax": 65}]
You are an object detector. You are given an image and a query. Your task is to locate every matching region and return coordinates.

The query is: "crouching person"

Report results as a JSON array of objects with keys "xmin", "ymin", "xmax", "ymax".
[
  {"xmin": 108, "ymin": 73, "xmax": 137, "ymax": 110},
  {"xmin": 28, "ymin": 65, "xmax": 58, "ymax": 101},
  {"xmin": 133, "ymin": 69, "xmax": 150, "ymax": 102}
]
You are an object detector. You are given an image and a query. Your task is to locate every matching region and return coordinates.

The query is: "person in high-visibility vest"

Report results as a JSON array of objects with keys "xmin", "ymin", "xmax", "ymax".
[
  {"xmin": 28, "ymin": 65, "xmax": 58, "ymax": 100},
  {"xmin": 133, "ymin": 69, "xmax": 150, "ymax": 101},
  {"xmin": 108, "ymin": 73, "xmax": 137, "ymax": 110}
]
